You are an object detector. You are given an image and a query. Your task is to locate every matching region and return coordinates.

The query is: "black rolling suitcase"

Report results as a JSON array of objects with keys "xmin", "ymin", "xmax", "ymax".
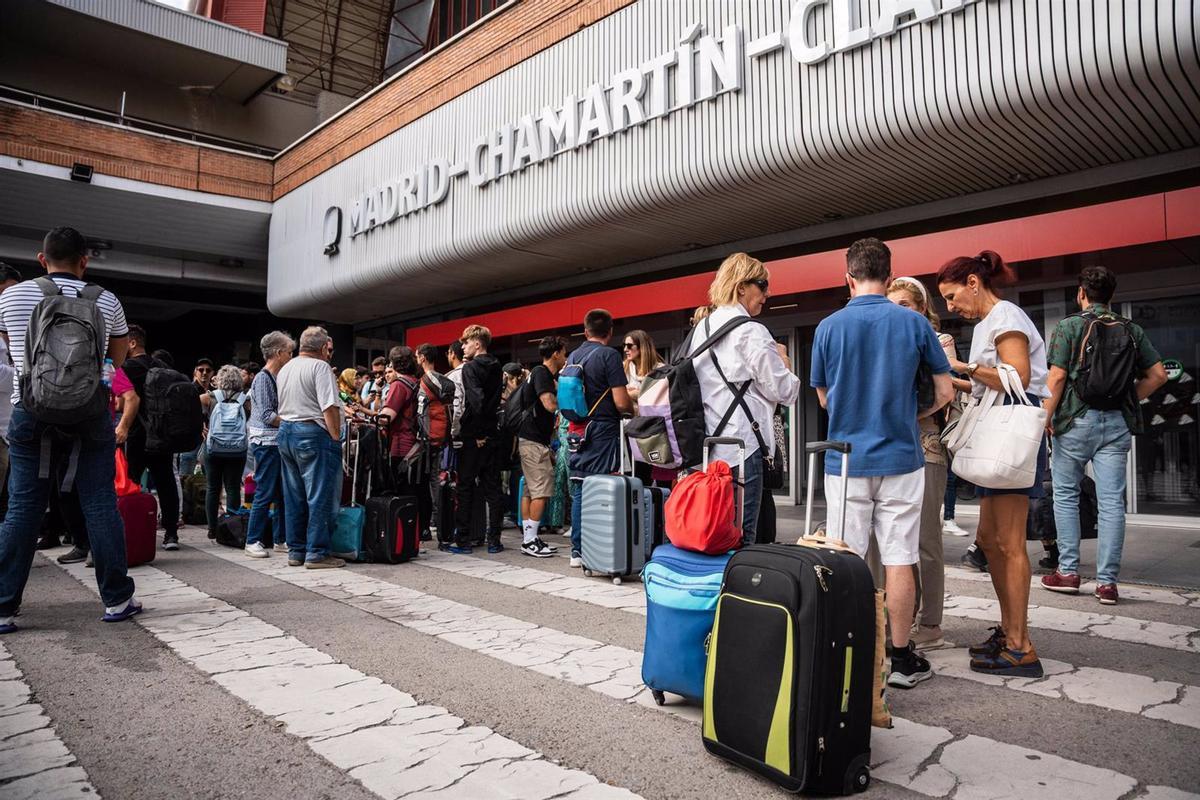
[
  {"xmin": 364, "ymin": 494, "xmax": 420, "ymax": 564},
  {"xmin": 702, "ymin": 441, "xmax": 875, "ymax": 795}
]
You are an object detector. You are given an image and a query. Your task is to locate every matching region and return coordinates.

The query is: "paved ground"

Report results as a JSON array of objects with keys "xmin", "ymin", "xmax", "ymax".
[{"xmin": 2, "ymin": 515, "xmax": 1198, "ymax": 800}]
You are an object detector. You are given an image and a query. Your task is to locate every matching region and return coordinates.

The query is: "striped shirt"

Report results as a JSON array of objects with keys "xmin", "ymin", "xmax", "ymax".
[
  {"xmin": 0, "ymin": 275, "xmax": 129, "ymax": 406},
  {"xmin": 248, "ymin": 368, "xmax": 280, "ymax": 446}
]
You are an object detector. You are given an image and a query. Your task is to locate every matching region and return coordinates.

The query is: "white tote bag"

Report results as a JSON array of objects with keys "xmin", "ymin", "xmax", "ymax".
[{"xmin": 941, "ymin": 364, "xmax": 1046, "ymax": 490}]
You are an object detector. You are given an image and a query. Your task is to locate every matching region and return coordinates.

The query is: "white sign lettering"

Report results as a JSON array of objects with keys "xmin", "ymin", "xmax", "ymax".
[{"xmin": 325, "ymin": 1, "xmax": 977, "ymax": 252}]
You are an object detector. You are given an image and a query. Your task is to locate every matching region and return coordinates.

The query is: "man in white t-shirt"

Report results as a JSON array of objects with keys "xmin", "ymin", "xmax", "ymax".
[
  {"xmin": 0, "ymin": 228, "xmax": 142, "ymax": 633},
  {"xmin": 276, "ymin": 325, "xmax": 345, "ymax": 569},
  {"xmin": 0, "ymin": 263, "xmax": 21, "ymax": 495}
]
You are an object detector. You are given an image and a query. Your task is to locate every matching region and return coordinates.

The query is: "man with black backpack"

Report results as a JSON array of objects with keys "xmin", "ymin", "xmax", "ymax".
[
  {"xmin": 0, "ymin": 227, "xmax": 142, "ymax": 632},
  {"xmin": 121, "ymin": 324, "xmax": 201, "ymax": 551},
  {"xmin": 1041, "ymin": 266, "xmax": 1167, "ymax": 604}
]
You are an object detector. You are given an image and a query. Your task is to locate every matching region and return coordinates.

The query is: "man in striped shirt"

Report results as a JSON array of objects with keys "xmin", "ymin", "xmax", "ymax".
[{"xmin": 0, "ymin": 227, "xmax": 141, "ymax": 633}]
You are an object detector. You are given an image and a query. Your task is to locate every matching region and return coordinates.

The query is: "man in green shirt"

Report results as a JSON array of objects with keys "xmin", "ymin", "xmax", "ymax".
[{"xmin": 1041, "ymin": 266, "xmax": 1167, "ymax": 604}]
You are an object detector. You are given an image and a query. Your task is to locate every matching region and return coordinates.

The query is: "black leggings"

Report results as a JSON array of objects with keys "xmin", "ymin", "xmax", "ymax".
[{"xmin": 205, "ymin": 452, "xmax": 246, "ymax": 532}]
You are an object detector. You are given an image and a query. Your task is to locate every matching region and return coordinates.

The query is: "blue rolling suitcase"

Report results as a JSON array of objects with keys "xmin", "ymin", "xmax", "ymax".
[
  {"xmin": 642, "ymin": 543, "xmax": 730, "ymax": 705},
  {"xmin": 580, "ymin": 422, "xmax": 644, "ymax": 585}
]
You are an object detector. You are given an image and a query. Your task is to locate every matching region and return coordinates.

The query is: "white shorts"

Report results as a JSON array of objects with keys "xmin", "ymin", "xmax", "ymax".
[{"xmin": 824, "ymin": 468, "xmax": 924, "ymax": 566}]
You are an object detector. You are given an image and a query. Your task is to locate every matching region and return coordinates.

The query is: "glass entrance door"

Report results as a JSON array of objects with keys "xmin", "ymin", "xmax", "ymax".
[
  {"xmin": 772, "ymin": 331, "xmax": 797, "ymax": 504},
  {"xmin": 1128, "ymin": 295, "xmax": 1200, "ymax": 516}
]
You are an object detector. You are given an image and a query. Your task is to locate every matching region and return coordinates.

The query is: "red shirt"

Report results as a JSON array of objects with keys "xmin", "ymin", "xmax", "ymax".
[{"xmin": 385, "ymin": 376, "xmax": 418, "ymax": 458}]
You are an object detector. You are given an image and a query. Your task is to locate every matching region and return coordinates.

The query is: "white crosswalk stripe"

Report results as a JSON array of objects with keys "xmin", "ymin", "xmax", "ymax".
[
  {"xmin": 43, "ymin": 554, "xmax": 638, "ymax": 800},
  {"xmin": 193, "ymin": 537, "xmax": 1200, "ymax": 800},
  {"xmin": 0, "ymin": 641, "xmax": 99, "ymax": 800},
  {"xmin": 943, "ymin": 566, "xmax": 1200, "ymax": 607},
  {"xmin": 421, "ymin": 551, "xmax": 1200, "ymax": 654}
]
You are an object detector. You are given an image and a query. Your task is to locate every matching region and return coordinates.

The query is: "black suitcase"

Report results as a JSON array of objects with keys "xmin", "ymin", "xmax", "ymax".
[
  {"xmin": 702, "ymin": 441, "xmax": 875, "ymax": 795},
  {"xmin": 363, "ymin": 494, "xmax": 420, "ymax": 564}
]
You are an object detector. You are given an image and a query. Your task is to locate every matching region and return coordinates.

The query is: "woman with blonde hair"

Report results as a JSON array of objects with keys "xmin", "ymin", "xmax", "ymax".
[
  {"xmin": 884, "ymin": 276, "xmax": 961, "ymax": 649},
  {"xmin": 688, "ymin": 253, "xmax": 800, "ymax": 541}
]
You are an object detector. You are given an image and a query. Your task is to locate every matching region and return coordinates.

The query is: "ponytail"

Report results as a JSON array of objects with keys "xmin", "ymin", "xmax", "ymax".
[{"xmin": 936, "ymin": 250, "xmax": 1015, "ymax": 289}]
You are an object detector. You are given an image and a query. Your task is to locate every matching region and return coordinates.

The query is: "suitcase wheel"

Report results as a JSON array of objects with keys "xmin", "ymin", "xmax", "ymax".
[
  {"xmin": 583, "ymin": 569, "xmax": 594, "ymax": 577},
  {"xmin": 844, "ymin": 761, "xmax": 870, "ymax": 794},
  {"xmin": 611, "ymin": 576, "xmax": 622, "ymax": 586},
  {"xmin": 651, "ymin": 690, "xmax": 665, "ymax": 706}
]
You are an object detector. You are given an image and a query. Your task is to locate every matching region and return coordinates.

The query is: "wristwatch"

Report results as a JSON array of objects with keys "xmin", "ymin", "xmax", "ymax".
[{"xmin": 966, "ymin": 362, "xmax": 979, "ymax": 377}]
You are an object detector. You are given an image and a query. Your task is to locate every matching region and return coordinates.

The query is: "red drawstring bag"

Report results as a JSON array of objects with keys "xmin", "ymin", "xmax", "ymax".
[
  {"xmin": 114, "ymin": 449, "xmax": 140, "ymax": 497},
  {"xmin": 664, "ymin": 460, "xmax": 742, "ymax": 554}
]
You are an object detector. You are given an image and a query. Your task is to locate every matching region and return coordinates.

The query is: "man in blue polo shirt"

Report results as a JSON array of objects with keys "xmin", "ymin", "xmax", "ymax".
[{"xmin": 811, "ymin": 237, "xmax": 953, "ymax": 689}]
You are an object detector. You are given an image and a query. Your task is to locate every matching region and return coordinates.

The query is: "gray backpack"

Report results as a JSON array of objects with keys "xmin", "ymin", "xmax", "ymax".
[{"xmin": 20, "ymin": 277, "xmax": 109, "ymax": 425}]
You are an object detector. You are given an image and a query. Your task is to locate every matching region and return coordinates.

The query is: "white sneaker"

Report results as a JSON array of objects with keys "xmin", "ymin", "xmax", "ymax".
[
  {"xmin": 273, "ymin": 542, "xmax": 288, "ymax": 552},
  {"xmin": 245, "ymin": 542, "xmax": 270, "ymax": 558},
  {"xmin": 942, "ymin": 520, "xmax": 969, "ymax": 537},
  {"xmin": 561, "ymin": 527, "xmax": 572, "ymax": 538},
  {"xmin": 569, "ymin": 555, "xmax": 583, "ymax": 568},
  {"xmin": 521, "ymin": 539, "xmax": 555, "ymax": 558}
]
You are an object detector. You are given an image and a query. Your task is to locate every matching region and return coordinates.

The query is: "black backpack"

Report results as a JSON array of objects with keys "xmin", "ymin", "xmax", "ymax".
[
  {"xmin": 1072, "ymin": 311, "xmax": 1138, "ymax": 411},
  {"xmin": 143, "ymin": 364, "xmax": 204, "ymax": 454},
  {"xmin": 645, "ymin": 315, "xmax": 761, "ymax": 469}
]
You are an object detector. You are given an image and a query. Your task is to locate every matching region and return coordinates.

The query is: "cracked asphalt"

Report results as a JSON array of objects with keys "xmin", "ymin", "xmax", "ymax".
[{"xmin": 1, "ymin": 525, "xmax": 1197, "ymax": 799}]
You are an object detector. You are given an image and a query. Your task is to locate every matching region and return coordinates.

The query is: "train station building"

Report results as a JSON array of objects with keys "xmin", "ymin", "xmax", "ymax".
[{"xmin": 2, "ymin": 0, "xmax": 1197, "ymax": 520}]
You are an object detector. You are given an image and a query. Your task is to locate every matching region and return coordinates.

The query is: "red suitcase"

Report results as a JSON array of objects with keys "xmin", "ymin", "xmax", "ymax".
[{"xmin": 119, "ymin": 492, "xmax": 157, "ymax": 567}]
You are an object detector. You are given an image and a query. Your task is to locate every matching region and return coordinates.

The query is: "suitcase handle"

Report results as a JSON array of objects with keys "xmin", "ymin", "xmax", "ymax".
[
  {"xmin": 805, "ymin": 440, "xmax": 852, "ymax": 455},
  {"xmin": 804, "ymin": 440, "xmax": 851, "ymax": 543}
]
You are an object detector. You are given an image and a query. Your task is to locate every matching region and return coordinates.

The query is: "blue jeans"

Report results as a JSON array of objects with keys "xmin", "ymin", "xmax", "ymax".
[
  {"xmin": 178, "ymin": 443, "xmax": 203, "ymax": 478},
  {"xmin": 0, "ymin": 407, "xmax": 135, "ymax": 615},
  {"xmin": 1052, "ymin": 409, "xmax": 1131, "ymax": 584},
  {"xmin": 739, "ymin": 455, "xmax": 763, "ymax": 546},
  {"xmin": 278, "ymin": 421, "xmax": 341, "ymax": 562},
  {"xmin": 247, "ymin": 442, "xmax": 285, "ymax": 547}
]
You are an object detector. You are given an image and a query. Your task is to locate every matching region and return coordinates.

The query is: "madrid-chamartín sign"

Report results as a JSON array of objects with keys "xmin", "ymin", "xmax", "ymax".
[{"xmin": 321, "ymin": 0, "xmax": 979, "ymax": 256}]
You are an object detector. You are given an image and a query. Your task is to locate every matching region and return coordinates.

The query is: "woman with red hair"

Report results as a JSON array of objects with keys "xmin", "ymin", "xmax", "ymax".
[{"xmin": 937, "ymin": 251, "xmax": 1049, "ymax": 678}]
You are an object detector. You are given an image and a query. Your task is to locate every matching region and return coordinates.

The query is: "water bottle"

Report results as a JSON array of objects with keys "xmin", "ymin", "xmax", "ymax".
[{"xmin": 101, "ymin": 357, "xmax": 115, "ymax": 389}]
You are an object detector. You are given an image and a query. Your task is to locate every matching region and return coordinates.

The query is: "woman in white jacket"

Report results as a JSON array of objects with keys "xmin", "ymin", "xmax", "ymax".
[{"xmin": 692, "ymin": 253, "xmax": 801, "ymax": 542}]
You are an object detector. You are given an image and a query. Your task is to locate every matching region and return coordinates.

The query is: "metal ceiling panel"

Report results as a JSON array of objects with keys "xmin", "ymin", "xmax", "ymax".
[
  {"xmin": 269, "ymin": 0, "xmax": 1200, "ymax": 323},
  {"xmin": 48, "ymin": 0, "xmax": 288, "ymax": 73}
]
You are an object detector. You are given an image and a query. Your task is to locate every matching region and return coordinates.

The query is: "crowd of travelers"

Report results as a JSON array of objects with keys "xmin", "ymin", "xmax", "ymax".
[{"xmin": 0, "ymin": 227, "xmax": 1170, "ymax": 694}]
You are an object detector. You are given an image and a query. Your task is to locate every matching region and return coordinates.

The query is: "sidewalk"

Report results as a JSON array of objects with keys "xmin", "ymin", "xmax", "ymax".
[{"xmin": 775, "ymin": 502, "xmax": 1200, "ymax": 590}]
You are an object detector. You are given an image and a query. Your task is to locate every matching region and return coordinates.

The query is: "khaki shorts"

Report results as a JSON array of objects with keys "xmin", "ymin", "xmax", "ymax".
[{"xmin": 518, "ymin": 440, "xmax": 555, "ymax": 499}]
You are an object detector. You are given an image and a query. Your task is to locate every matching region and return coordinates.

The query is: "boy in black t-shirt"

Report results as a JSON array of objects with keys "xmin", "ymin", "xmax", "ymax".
[
  {"xmin": 565, "ymin": 310, "xmax": 634, "ymax": 566},
  {"xmin": 516, "ymin": 337, "xmax": 567, "ymax": 558}
]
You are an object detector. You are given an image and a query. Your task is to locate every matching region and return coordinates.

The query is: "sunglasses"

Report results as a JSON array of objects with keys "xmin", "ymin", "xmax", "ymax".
[
  {"xmin": 622, "ymin": 342, "xmax": 637, "ymax": 350},
  {"xmin": 746, "ymin": 278, "xmax": 769, "ymax": 292}
]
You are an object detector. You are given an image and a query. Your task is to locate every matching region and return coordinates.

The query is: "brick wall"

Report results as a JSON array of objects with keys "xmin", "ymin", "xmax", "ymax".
[
  {"xmin": 271, "ymin": 0, "xmax": 637, "ymax": 198},
  {"xmin": 1, "ymin": 0, "xmax": 633, "ymax": 203},
  {"xmin": 0, "ymin": 105, "xmax": 273, "ymax": 201}
]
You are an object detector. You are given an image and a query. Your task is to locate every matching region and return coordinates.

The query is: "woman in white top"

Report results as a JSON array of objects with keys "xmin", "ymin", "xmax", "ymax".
[
  {"xmin": 694, "ymin": 253, "xmax": 801, "ymax": 543},
  {"xmin": 621, "ymin": 330, "xmax": 663, "ymax": 404},
  {"xmin": 937, "ymin": 251, "xmax": 1049, "ymax": 680}
]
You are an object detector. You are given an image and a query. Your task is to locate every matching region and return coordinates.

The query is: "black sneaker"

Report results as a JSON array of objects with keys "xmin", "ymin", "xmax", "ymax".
[
  {"xmin": 487, "ymin": 540, "xmax": 504, "ymax": 554},
  {"xmin": 960, "ymin": 544, "xmax": 988, "ymax": 573},
  {"xmin": 1038, "ymin": 542, "xmax": 1059, "ymax": 571},
  {"xmin": 888, "ymin": 643, "xmax": 933, "ymax": 689},
  {"xmin": 536, "ymin": 537, "xmax": 558, "ymax": 553},
  {"xmin": 56, "ymin": 547, "xmax": 89, "ymax": 565},
  {"xmin": 35, "ymin": 535, "xmax": 61, "ymax": 551},
  {"xmin": 163, "ymin": 535, "xmax": 180, "ymax": 551},
  {"xmin": 419, "ymin": 529, "xmax": 432, "ymax": 542}
]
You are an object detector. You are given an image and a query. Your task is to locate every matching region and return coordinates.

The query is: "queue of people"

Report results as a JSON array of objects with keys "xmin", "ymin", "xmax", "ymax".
[{"xmin": 0, "ymin": 223, "xmax": 1168, "ymax": 703}]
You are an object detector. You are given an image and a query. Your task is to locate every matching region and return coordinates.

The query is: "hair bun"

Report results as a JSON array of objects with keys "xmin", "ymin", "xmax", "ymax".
[{"xmin": 976, "ymin": 250, "xmax": 1014, "ymax": 286}]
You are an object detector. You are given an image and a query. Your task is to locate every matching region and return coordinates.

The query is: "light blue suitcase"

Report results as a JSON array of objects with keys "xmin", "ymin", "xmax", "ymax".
[
  {"xmin": 580, "ymin": 422, "xmax": 645, "ymax": 584},
  {"xmin": 642, "ymin": 544, "xmax": 730, "ymax": 704}
]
